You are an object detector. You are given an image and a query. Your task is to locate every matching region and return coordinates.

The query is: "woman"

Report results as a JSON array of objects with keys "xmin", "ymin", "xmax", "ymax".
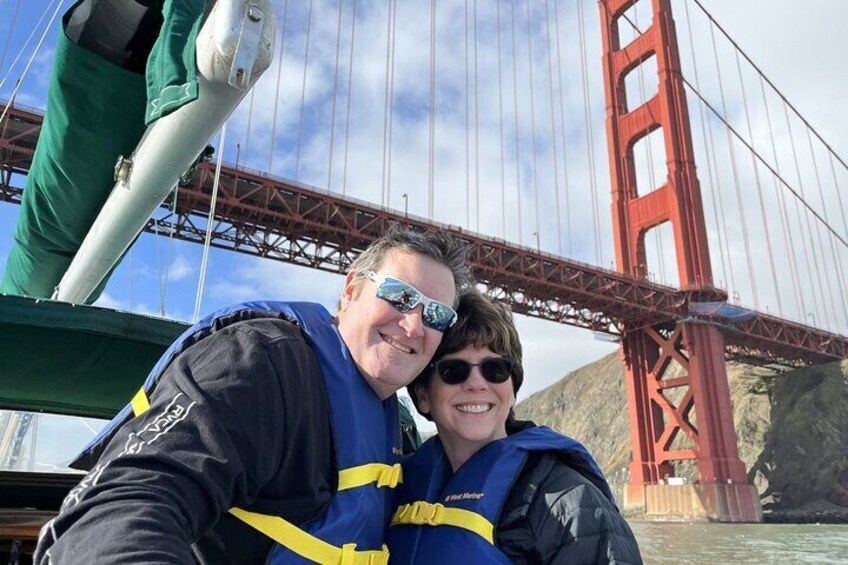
[{"xmin": 387, "ymin": 290, "xmax": 641, "ymax": 564}]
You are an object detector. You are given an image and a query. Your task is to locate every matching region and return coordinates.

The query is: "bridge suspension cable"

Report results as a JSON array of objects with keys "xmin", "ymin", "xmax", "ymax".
[
  {"xmin": 576, "ymin": 0, "xmax": 603, "ymax": 265},
  {"xmin": 341, "ymin": 0, "xmax": 358, "ymax": 195}
]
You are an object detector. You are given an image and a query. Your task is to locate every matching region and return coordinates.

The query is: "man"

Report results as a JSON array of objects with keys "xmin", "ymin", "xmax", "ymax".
[{"xmin": 35, "ymin": 228, "xmax": 471, "ymax": 564}]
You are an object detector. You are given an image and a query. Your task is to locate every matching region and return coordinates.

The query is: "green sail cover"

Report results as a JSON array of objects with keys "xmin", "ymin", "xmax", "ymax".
[
  {"xmin": 0, "ymin": 294, "xmax": 423, "ymax": 446},
  {"xmin": 0, "ymin": 294, "xmax": 187, "ymax": 418},
  {"xmin": 0, "ymin": 0, "xmax": 207, "ymax": 300},
  {"xmin": 145, "ymin": 0, "xmax": 208, "ymax": 124}
]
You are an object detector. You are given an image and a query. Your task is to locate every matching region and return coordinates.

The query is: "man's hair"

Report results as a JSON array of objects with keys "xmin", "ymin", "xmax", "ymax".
[
  {"xmin": 408, "ymin": 288, "xmax": 524, "ymax": 421},
  {"xmin": 348, "ymin": 226, "xmax": 472, "ymax": 306}
]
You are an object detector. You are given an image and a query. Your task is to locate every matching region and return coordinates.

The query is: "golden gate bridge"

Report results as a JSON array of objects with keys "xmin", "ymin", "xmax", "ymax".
[{"xmin": 1, "ymin": 0, "xmax": 846, "ymax": 523}]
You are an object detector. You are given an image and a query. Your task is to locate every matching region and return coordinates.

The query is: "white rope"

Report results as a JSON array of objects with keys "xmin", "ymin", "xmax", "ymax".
[
  {"xmin": 0, "ymin": 0, "xmax": 58, "ymax": 93},
  {"xmin": 0, "ymin": 0, "xmax": 24, "ymax": 75},
  {"xmin": 193, "ymin": 123, "xmax": 227, "ymax": 323},
  {"xmin": 0, "ymin": 0, "xmax": 65, "ymax": 128}
]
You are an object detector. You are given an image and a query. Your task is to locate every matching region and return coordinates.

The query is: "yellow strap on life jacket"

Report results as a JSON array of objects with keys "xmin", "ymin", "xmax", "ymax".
[
  {"xmin": 129, "ymin": 388, "xmax": 393, "ymax": 563},
  {"xmin": 390, "ymin": 501, "xmax": 495, "ymax": 544},
  {"xmin": 338, "ymin": 463, "xmax": 403, "ymax": 491},
  {"xmin": 131, "ymin": 388, "xmax": 151, "ymax": 416},
  {"xmin": 229, "ymin": 507, "xmax": 390, "ymax": 565}
]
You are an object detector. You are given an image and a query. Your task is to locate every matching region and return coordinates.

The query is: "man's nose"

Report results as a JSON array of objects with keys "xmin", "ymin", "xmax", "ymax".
[{"xmin": 399, "ymin": 307, "xmax": 425, "ymax": 338}]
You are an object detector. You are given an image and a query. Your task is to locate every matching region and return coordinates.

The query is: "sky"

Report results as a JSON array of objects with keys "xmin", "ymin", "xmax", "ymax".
[{"xmin": 0, "ymin": 0, "xmax": 846, "ymax": 460}]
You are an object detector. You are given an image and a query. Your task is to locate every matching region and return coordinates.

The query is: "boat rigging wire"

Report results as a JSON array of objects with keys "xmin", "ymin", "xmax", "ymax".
[{"xmin": 193, "ymin": 123, "xmax": 228, "ymax": 323}]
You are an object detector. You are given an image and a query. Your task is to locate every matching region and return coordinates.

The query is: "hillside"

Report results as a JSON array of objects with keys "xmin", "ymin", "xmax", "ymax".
[{"xmin": 515, "ymin": 353, "xmax": 848, "ymax": 522}]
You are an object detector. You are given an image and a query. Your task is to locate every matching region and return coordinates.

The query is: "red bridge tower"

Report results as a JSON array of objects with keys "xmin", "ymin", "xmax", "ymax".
[{"xmin": 599, "ymin": 0, "xmax": 762, "ymax": 521}]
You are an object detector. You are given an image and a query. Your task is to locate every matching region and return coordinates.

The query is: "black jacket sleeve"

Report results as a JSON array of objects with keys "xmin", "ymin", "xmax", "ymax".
[
  {"xmin": 34, "ymin": 319, "xmax": 332, "ymax": 564},
  {"xmin": 497, "ymin": 452, "xmax": 643, "ymax": 565}
]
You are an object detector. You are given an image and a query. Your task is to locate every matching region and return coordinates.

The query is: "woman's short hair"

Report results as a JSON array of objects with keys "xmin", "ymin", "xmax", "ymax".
[{"xmin": 408, "ymin": 288, "xmax": 524, "ymax": 421}]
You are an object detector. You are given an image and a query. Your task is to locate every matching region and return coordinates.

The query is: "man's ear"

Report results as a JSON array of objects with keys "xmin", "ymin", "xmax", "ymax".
[{"xmin": 340, "ymin": 271, "xmax": 361, "ymax": 311}]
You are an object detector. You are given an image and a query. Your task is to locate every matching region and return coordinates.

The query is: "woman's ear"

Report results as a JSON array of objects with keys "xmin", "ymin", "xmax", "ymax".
[{"xmin": 415, "ymin": 385, "xmax": 432, "ymax": 416}]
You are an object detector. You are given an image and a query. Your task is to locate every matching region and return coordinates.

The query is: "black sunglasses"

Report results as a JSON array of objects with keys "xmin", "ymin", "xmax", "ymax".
[{"xmin": 432, "ymin": 357, "xmax": 514, "ymax": 385}]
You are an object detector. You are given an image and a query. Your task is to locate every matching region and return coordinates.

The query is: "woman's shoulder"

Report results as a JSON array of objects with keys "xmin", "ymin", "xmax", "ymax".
[{"xmin": 497, "ymin": 452, "xmax": 643, "ymax": 564}]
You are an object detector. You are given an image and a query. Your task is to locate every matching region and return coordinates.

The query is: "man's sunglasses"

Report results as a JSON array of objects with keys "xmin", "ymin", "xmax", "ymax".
[
  {"xmin": 361, "ymin": 270, "xmax": 458, "ymax": 332},
  {"xmin": 432, "ymin": 357, "xmax": 514, "ymax": 385}
]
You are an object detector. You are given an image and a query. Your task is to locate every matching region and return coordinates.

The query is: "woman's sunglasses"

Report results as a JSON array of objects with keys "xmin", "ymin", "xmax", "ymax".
[
  {"xmin": 432, "ymin": 357, "xmax": 514, "ymax": 385},
  {"xmin": 361, "ymin": 270, "xmax": 458, "ymax": 332}
]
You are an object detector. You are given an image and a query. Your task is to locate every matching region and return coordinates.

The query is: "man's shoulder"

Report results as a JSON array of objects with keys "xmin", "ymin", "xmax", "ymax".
[{"xmin": 219, "ymin": 316, "xmax": 309, "ymax": 344}]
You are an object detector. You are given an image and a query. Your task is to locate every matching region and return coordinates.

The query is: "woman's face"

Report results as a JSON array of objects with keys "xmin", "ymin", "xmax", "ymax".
[{"xmin": 416, "ymin": 344, "xmax": 515, "ymax": 452}]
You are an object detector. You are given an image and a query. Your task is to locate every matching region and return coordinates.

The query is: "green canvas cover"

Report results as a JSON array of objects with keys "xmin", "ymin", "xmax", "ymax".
[
  {"xmin": 0, "ymin": 27, "xmax": 148, "ymax": 300},
  {"xmin": 145, "ymin": 0, "xmax": 208, "ymax": 124},
  {"xmin": 0, "ymin": 294, "xmax": 187, "ymax": 418},
  {"xmin": 0, "ymin": 294, "xmax": 423, "ymax": 444},
  {"xmin": 0, "ymin": 0, "xmax": 207, "ymax": 301}
]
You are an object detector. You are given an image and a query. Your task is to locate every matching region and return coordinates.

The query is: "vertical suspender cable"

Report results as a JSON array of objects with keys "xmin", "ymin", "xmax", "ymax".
[
  {"xmin": 327, "ymin": 0, "xmax": 344, "ymax": 190},
  {"xmin": 386, "ymin": 0, "xmax": 398, "ymax": 207},
  {"xmin": 576, "ymin": 0, "xmax": 602, "ymax": 264},
  {"xmin": 525, "ymin": 0, "xmax": 540, "ymax": 248},
  {"xmin": 473, "ymin": 0, "xmax": 480, "ymax": 229},
  {"xmin": 243, "ymin": 90, "xmax": 254, "ymax": 165},
  {"xmin": 828, "ymin": 152, "xmax": 848, "ymax": 238},
  {"xmin": 806, "ymin": 129, "xmax": 846, "ymax": 327},
  {"xmin": 465, "ymin": 0, "xmax": 470, "ymax": 228},
  {"xmin": 0, "ymin": 0, "xmax": 65, "ymax": 128},
  {"xmin": 194, "ymin": 124, "xmax": 227, "ymax": 323},
  {"xmin": 294, "ymin": 0, "xmax": 315, "ymax": 181},
  {"xmin": 510, "ymin": 0, "xmax": 523, "ymax": 245},
  {"xmin": 709, "ymin": 24, "xmax": 758, "ymax": 308},
  {"xmin": 268, "ymin": 0, "xmax": 289, "ymax": 174},
  {"xmin": 342, "ymin": 0, "xmax": 358, "ymax": 195},
  {"xmin": 760, "ymin": 75, "xmax": 805, "ymax": 319},
  {"xmin": 735, "ymin": 51, "xmax": 782, "ymax": 316},
  {"xmin": 553, "ymin": 0, "xmax": 572, "ymax": 258},
  {"xmin": 428, "ymin": 0, "xmax": 436, "ymax": 220},
  {"xmin": 543, "ymin": 0, "xmax": 562, "ymax": 256},
  {"xmin": 683, "ymin": 0, "xmax": 735, "ymax": 295},
  {"xmin": 496, "ymin": 0, "xmax": 507, "ymax": 238},
  {"xmin": 380, "ymin": 0, "xmax": 394, "ymax": 207},
  {"xmin": 160, "ymin": 185, "xmax": 180, "ymax": 318},
  {"xmin": 784, "ymin": 101, "xmax": 827, "ymax": 327},
  {"xmin": 828, "ymin": 152, "xmax": 848, "ymax": 328},
  {"xmin": 0, "ymin": 0, "xmax": 23, "ymax": 76}
]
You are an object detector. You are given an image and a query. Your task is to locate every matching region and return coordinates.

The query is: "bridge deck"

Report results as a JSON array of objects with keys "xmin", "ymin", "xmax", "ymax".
[{"xmin": 1, "ymin": 103, "xmax": 845, "ymax": 366}]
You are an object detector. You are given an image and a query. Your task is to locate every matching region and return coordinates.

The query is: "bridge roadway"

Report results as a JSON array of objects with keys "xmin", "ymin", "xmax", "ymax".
[{"xmin": 1, "ymin": 102, "xmax": 846, "ymax": 367}]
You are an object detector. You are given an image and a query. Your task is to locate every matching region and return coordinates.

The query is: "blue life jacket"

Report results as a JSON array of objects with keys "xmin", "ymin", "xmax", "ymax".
[
  {"xmin": 74, "ymin": 301, "xmax": 402, "ymax": 565},
  {"xmin": 386, "ymin": 426, "xmax": 614, "ymax": 564}
]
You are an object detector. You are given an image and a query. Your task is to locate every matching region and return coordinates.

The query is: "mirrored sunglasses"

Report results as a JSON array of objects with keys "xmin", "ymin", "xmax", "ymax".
[
  {"xmin": 362, "ymin": 270, "xmax": 458, "ymax": 332},
  {"xmin": 432, "ymin": 357, "xmax": 514, "ymax": 385}
]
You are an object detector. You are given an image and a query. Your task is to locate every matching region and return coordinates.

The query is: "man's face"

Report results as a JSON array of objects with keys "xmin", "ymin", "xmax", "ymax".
[{"xmin": 337, "ymin": 249, "xmax": 457, "ymax": 400}]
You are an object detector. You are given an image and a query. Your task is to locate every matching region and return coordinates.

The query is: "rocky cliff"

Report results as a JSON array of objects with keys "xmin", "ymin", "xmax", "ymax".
[{"xmin": 515, "ymin": 353, "xmax": 848, "ymax": 522}]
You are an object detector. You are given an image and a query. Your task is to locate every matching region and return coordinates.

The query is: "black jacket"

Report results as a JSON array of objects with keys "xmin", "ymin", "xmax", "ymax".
[
  {"xmin": 35, "ymin": 318, "xmax": 335, "ymax": 564},
  {"xmin": 496, "ymin": 422, "xmax": 642, "ymax": 564}
]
